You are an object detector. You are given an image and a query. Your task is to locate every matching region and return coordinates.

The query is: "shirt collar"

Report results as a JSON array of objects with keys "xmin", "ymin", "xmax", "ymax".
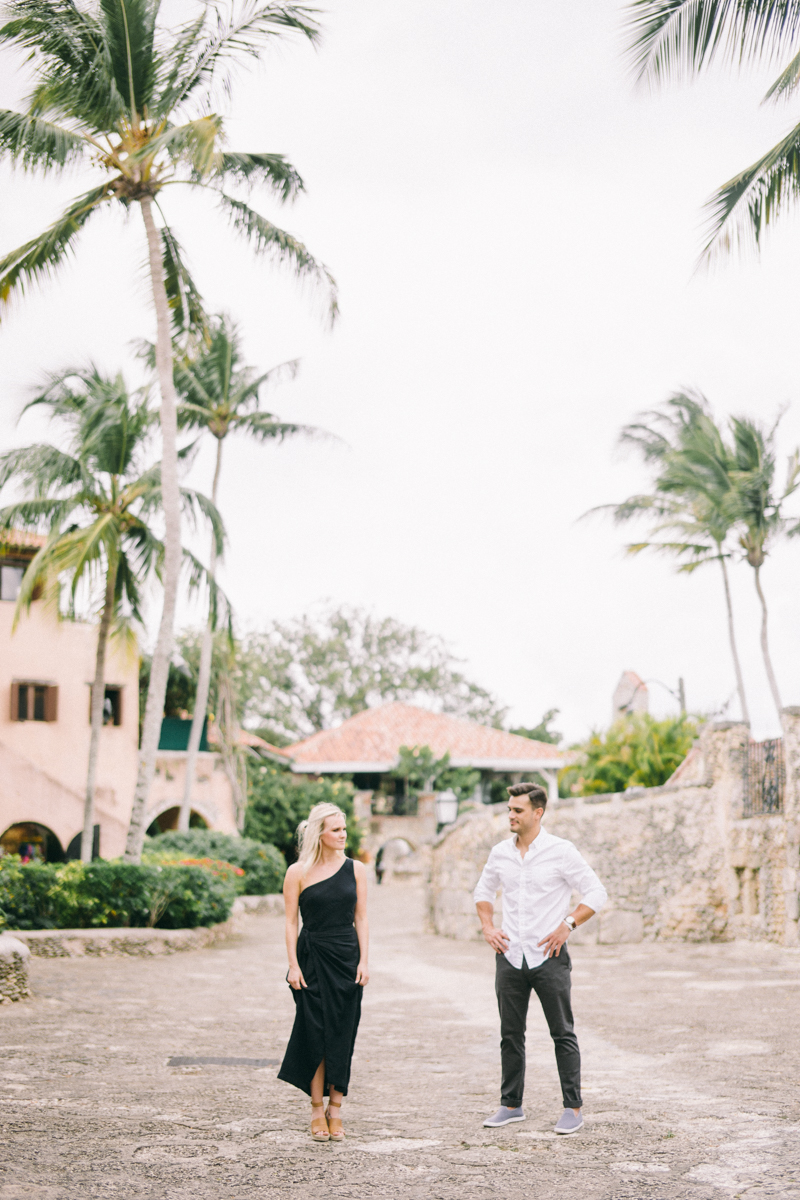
[{"xmin": 510, "ymin": 826, "xmax": 553, "ymax": 856}]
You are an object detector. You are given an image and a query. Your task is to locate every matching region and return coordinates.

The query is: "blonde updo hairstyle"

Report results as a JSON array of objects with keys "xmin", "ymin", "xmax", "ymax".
[{"xmin": 296, "ymin": 802, "xmax": 347, "ymax": 875}]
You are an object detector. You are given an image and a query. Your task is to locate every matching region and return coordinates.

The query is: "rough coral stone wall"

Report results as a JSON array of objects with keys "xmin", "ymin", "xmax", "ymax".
[
  {"xmin": 429, "ymin": 722, "xmax": 798, "ymax": 946},
  {"xmin": 0, "ymin": 935, "xmax": 31, "ymax": 1003}
]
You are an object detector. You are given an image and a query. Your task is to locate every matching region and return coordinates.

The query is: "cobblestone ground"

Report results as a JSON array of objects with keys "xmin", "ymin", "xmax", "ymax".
[{"xmin": 2, "ymin": 882, "xmax": 800, "ymax": 1200}]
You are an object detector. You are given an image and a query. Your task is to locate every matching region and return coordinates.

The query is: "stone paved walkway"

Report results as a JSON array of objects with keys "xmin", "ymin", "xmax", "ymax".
[{"xmin": 2, "ymin": 883, "xmax": 800, "ymax": 1199}]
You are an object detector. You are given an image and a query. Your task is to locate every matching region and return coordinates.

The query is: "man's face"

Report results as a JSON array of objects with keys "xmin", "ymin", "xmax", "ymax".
[{"xmin": 507, "ymin": 796, "xmax": 543, "ymax": 838}]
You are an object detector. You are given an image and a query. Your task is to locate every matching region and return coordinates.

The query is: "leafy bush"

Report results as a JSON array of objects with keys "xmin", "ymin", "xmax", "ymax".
[
  {"xmin": 244, "ymin": 767, "xmax": 360, "ymax": 862},
  {"xmin": 145, "ymin": 829, "xmax": 286, "ymax": 894},
  {"xmin": 559, "ymin": 713, "xmax": 699, "ymax": 797},
  {"xmin": 0, "ymin": 857, "xmax": 237, "ymax": 931}
]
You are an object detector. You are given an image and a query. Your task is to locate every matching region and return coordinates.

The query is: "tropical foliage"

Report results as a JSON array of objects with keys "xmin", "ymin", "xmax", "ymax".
[
  {"xmin": 626, "ymin": 0, "xmax": 800, "ymax": 259},
  {"xmin": 559, "ymin": 713, "xmax": 700, "ymax": 796},
  {"xmin": 511, "ymin": 708, "xmax": 563, "ymax": 744},
  {"xmin": 597, "ymin": 391, "xmax": 799, "ymax": 721}
]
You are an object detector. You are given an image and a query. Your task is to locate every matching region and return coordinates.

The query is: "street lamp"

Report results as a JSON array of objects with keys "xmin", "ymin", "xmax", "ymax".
[{"xmin": 435, "ymin": 789, "xmax": 458, "ymax": 827}]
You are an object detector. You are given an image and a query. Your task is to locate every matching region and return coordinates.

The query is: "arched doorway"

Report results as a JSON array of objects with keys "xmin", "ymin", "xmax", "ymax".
[
  {"xmin": 0, "ymin": 822, "xmax": 64, "ymax": 863},
  {"xmin": 375, "ymin": 837, "xmax": 414, "ymax": 884},
  {"xmin": 146, "ymin": 807, "xmax": 209, "ymax": 835},
  {"xmin": 66, "ymin": 826, "xmax": 100, "ymax": 861}
]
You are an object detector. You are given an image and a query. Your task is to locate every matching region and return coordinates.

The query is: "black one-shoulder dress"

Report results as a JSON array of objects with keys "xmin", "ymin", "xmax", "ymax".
[{"xmin": 278, "ymin": 857, "xmax": 362, "ymax": 1096}]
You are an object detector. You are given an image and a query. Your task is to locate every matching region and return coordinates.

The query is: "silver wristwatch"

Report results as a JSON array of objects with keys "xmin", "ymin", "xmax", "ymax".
[{"xmin": 564, "ymin": 915, "xmax": 576, "ymax": 931}]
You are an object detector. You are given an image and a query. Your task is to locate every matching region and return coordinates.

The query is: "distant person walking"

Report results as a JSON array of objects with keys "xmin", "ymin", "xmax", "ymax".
[
  {"xmin": 278, "ymin": 803, "xmax": 369, "ymax": 1142},
  {"xmin": 474, "ymin": 783, "xmax": 607, "ymax": 1136}
]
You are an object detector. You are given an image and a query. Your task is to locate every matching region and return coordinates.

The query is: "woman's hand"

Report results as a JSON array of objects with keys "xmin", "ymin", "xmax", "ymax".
[
  {"xmin": 287, "ymin": 964, "xmax": 307, "ymax": 990},
  {"xmin": 355, "ymin": 961, "xmax": 369, "ymax": 987}
]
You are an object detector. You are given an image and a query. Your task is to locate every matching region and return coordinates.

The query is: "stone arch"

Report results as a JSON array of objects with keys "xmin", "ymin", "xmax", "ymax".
[
  {"xmin": 145, "ymin": 801, "xmax": 211, "ymax": 835},
  {"xmin": 1, "ymin": 821, "xmax": 64, "ymax": 863}
]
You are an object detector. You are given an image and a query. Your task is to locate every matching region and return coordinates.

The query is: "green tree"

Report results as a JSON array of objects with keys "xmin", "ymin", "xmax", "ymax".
[
  {"xmin": 627, "ymin": 0, "xmax": 800, "ymax": 258},
  {"xmin": 598, "ymin": 391, "xmax": 751, "ymax": 724},
  {"xmin": 0, "ymin": 0, "xmax": 336, "ymax": 862},
  {"xmin": 168, "ymin": 314, "xmax": 318, "ymax": 831},
  {"xmin": 511, "ymin": 708, "xmax": 562, "ymax": 744},
  {"xmin": 560, "ymin": 713, "xmax": 699, "ymax": 797},
  {"xmin": 238, "ymin": 605, "xmax": 507, "ymax": 740},
  {"xmin": 0, "ymin": 365, "xmax": 222, "ymax": 861},
  {"xmin": 727, "ymin": 414, "xmax": 800, "ymax": 715},
  {"xmin": 244, "ymin": 765, "xmax": 360, "ymax": 863}
]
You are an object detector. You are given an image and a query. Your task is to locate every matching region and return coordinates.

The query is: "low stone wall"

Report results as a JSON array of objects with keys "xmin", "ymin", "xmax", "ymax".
[
  {"xmin": 429, "ymin": 717, "xmax": 800, "ymax": 947},
  {"xmin": 0, "ymin": 934, "xmax": 30, "ymax": 1002},
  {"xmin": 5, "ymin": 913, "xmax": 242, "ymax": 959}
]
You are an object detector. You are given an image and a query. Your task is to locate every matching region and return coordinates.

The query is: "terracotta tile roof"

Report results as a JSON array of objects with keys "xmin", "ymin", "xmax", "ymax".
[
  {"xmin": 207, "ymin": 721, "xmax": 293, "ymax": 762},
  {"xmin": 286, "ymin": 702, "xmax": 566, "ymax": 773},
  {"xmin": 0, "ymin": 530, "xmax": 46, "ymax": 551}
]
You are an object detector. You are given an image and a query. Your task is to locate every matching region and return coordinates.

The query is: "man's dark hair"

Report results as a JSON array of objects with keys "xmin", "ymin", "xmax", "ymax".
[{"xmin": 507, "ymin": 782, "xmax": 547, "ymax": 811}]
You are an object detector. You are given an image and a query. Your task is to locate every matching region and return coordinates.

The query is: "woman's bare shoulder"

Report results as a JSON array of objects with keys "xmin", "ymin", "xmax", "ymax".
[
  {"xmin": 284, "ymin": 862, "xmax": 303, "ymax": 886},
  {"xmin": 352, "ymin": 858, "xmax": 368, "ymax": 880}
]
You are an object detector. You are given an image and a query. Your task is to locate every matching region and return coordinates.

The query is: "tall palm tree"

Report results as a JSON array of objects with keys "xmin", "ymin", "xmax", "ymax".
[
  {"xmin": 167, "ymin": 314, "xmax": 318, "ymax": 831},
  {"xmin": 0, "ymin": 365, "xmax": 225, "ymax": 861},
  {"xmin": 0, "ymin": 0, "xmax": 337, "ymax": 862},
  {"xmin": 727, "ymin": 414, "xmax": 800, "ymax": 715},
  {"xmin": 598, "ymin": 391, "xmax": 752, "ymax": 724},
  {"xmin": 627, "ymin": 1, "xmax": 800, "ymax": 258}
]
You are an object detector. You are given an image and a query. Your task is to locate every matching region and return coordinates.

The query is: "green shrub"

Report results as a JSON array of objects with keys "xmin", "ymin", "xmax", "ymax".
[
  {"xmin": 0, "ymin": 856, "xmax": 236, "ymax": 930},
  {"xmin": 145, "ymin": 830, "xmax": 286, "ymax": 894},
  {"xmin": 0, "ymin": 858, "xmax": 60, "ymax": 930},
  {"xmin": 559, "ymin": 713, "xmax": 700, "ymax": 797},
  {"xmin": 244, "ymin": 768, "xmax": 361, "ymax": 862}
]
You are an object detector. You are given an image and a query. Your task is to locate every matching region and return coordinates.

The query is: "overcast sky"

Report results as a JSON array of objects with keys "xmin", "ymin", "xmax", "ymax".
[{"xmin": 1, "ymin": 0, "xmax": 799, "ymax": 742}]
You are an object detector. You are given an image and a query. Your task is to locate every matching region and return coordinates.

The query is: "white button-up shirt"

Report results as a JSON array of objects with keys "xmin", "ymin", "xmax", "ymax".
[{"xmin": 473, "ymin": 828, "xmax": 608, "ymax": 970}]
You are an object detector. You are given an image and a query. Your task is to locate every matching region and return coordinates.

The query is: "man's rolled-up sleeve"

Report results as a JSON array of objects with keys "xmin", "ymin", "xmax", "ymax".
[
  {"xmin": 563, "ymin": 845, "xmax": 607, "ymax": 913},
  {"xmin": 473, "ymin": 848, "xmax": 502, "ymax": 906}
]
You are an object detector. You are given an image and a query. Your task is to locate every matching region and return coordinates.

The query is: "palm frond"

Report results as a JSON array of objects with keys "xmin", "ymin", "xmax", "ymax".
[
  {"xmin": 179, "ymin": 487, "xmax": 226, "ymax": 559},
  {"xmin": 132, "ymin": 115, "xmax": 222, "ymax": 175},
  {"xmin": 0, "ymin": 110, "xmax": 88, "ymax": 173},
  {"xmin": 216, "ymin": 192, "xmax": 338, "ymax": 323},
  {"xmin": 216, "ymin": 152, "xmax": 304, "ymax": 201},
  {"xmin": 763, "ymin": 45, "xmax": 800, "ymax": 99},
  {"xmin": 98, "ymin": 0, "xmax": 157, "ymax": 116},
  {"xmin": 0, "ymin": 444, "xmax": 82, "ymax": 493},
  {"xmin": 701, "ymin": 118, "xmax": 800, "ymax": 260},
  {"xmin": 0, "ymin": 497, "xmax": 78, "ymax": 530},
  {"xmin": 232, "ymin": 411, "xmax": 325, "ymax": 443},
  {"xmin": 625, "ymin": 0, "xmax": 800, "ymax": 85},
  {"xmin": 0, "ymin": 182, "xmax": 111, "ymax": 309},
  {"xmin": 181, "ymin": 547, "xmax": 232, "ymax": 634},
  {"xmin": 164, "ymin": 2, "xmax": 321, "ymax": 114},
  {"xmin": 158, "ymin": 223, "xmax": 209, "ymax": 340}
]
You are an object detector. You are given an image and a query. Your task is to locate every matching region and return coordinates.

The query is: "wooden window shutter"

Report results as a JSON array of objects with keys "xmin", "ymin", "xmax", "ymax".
[
  {"xmin": 10, "ymin": 682, "xmax": 20, "ymax": 722},
  {"xmin": 44, "ymin": 685, "xmax": 58, "ymax": 722}
]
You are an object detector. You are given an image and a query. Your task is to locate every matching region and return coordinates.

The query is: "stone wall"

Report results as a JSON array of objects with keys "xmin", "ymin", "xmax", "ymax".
[{"xmin": 429, "ymin": 715, "xmax": 800, "ymax": 947}]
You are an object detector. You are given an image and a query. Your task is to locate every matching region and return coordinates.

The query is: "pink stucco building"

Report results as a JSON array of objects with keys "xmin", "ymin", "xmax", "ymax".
[{"xmin": 0, "ymin": 533, "xmax": 238, "ymax": 861}]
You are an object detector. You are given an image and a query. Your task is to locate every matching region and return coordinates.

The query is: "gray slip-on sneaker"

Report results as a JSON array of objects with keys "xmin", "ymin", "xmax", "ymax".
[
  {"xmin": 554, "ymin": 1109, "xmax": 584, "ymax": 1135},
  {"xmin": 483, "ymin": 1107, "xmax": 525, "ymax": 1128}
]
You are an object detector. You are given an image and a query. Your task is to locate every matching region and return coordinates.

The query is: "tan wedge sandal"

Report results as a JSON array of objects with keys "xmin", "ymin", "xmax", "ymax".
[
  {"xmin": 325, "ymin": 1101, "xmax": 345, "ymax": 1141},
  {"xmin": 311, "ymin": 1102, "xmax": 330, "ymax": 1142}
]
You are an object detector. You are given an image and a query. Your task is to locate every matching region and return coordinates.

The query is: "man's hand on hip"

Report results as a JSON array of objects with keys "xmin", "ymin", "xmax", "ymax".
[
  {"xmin": 538, "ymin": 922, "xmax": 571, "ymax": 958},
  {"xmin": 482, "ymin": 924, "xmax": 510, "ymax": 954}
]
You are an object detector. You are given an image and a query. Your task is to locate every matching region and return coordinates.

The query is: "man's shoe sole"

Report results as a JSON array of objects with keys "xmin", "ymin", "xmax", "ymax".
[
  {"xmin": 483, "ymin": 1115, "xmax": 526, "ymax": 1127},
  {"xmin": 554, "ymin": 1120, "xmax": 584, "ymax": 1135}
]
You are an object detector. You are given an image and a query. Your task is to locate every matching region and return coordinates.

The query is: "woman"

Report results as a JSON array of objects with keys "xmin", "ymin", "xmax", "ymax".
[{"xmin": 278, "ymin": 802, "xmax": 369, "ymax": 1142}]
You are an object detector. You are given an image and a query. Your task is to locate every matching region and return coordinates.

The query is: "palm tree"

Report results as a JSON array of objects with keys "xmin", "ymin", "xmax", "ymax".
[
  {"xmin": 0, "ymin": 0, "xmax": 337, "ymax": 862},
  {"xmin": 727, "ymin": 414, "xmax": 800, "ymax": 715},
  {"xmin": 0, "ymin": 365, "xmax": 224, "ymax": 861},
  {"xmin": 596, "ymin": 391, "xmax": 751, "ymax": 723},
  {"xmin": 167, "ymin": 314, "xmax": 318, "ymax": 831},
  {"xmin": 626, "ymin": 1, "xmax": 800, "ymax": 258}
]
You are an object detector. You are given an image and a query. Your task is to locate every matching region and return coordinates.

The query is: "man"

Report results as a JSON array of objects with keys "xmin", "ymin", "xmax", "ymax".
[{"xmin": 474, "ymin": 782, "xmax": 607, "ymax": 1135}]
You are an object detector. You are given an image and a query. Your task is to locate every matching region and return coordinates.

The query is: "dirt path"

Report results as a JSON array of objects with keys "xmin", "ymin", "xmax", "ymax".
[{"xmin": 2, "ymin": 883, "xmax": 800, "ymax": 1199}]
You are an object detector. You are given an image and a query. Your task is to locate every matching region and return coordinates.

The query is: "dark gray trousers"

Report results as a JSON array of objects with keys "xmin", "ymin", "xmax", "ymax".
[{"xmin": 495, "ymin": 948, "xmax": 582, "ymax": 1110}]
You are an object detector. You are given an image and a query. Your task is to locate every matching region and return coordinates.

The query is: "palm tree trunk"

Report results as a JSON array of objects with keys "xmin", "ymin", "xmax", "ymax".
[
  {"xmin": 82, "ymin": 563, "xmax": 117, "ymax": 864},
  {"xmin": 718, "ymin": 553, "xmax": 750, "ymax": 726},
  {"xmin": 178, "ymin": 438, "xmax": 224, "ymax": 832},
  {"xmin": 124, "ymin": 196, "xmax": 183, "ymax": 863},
  {"xmin": 752, "ymin": 564, "xmax": 783, "ymax": 719}
]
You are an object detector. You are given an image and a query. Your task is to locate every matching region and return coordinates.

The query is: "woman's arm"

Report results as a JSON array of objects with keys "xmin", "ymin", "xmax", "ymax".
[
  {"xmin": 283, "ymin": 864, "xmax": 306, "ymax": 990},
  {"xmin": 353, "ymin": 860, "xmax": 370, "ymax": 986}
]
